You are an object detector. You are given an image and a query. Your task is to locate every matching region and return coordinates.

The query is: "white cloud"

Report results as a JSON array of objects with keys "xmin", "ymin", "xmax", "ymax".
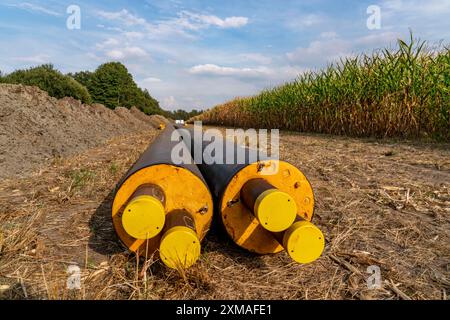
[
  {"xmin": 189, "ymin": 64, "xmax": 271, "ymax": 78},
  {"xmin": 7, "ymin": 2, "xmax": 61, "ymax": 17},
  {"xmin": 287, "ymin": 38, "xmax": 352, "ymax": 66},
  {"xmin": 187, "ymin": 61, "xmax": 307, "ymax": 83},
  {"xmin": 277, "ymin": 65, "xmax": 309, "ymax": 79},
  {"xmin": 320, "ymin": 31, "xmax": 338, "ymax": 39},
  {"xmin": 356, "ymin": 31, "xmax": 400, "ymax": 46},
  {"xmin": 12, "ymin": 54, "xmax": 51, "ymax": 64},
  {"xmin": 97, "ymin": 9, "xmax": 147, "ymax": 26},
  {"xmin": 106, "ymin": 26, "xmax": 124, "ymax": 32},
  {"xmin": 96, "ymin": 9, "xmax": 249, "ymax": 40},
  {"xmin": 142, "ymin": 77, "xmax": 162, "ymax": 83},
  {"xmin": 96, "ymin": 38, "xmax": 120, "ymax": 49},
  {"xmin": 106, "ymin": 50, "xmax": 125, "ymax": 60},
  {"xmin": 124, "ymin": 31, "xmax": 145, "ymax": 40},
  {"xmin": 106, "ymin": 47, "xmax": 148, "ymax": 60},
  {"xmin": 287, "ymin": 14, "xmax": 323, "ymax": 30},
  {"xmin": 162, "ymin": 96, "xmax": 179, "ymax": 109},
  {"xmin": 239, "ymin": 53, "xmax": 272, "ymax": 65},
  {"xmin": 95, "ymin": 37, "xmax": 149, "ymax": 61},
  {"xmin": 181, "ymin": 11, "xmax": 249, "ymax": 29},
  {"xmin": 382, "ymin": 0, "xmax": 450, "ymax": 15}
]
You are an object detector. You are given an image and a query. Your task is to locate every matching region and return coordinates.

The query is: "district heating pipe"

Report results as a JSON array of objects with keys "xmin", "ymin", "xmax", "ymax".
[
  {"xmin": 184, "ymin": 127, "xmax": 325, "ymax": 264},
  {"xmin": 111, "ymin": 125, "xmax": 213, "ymax": 269}
]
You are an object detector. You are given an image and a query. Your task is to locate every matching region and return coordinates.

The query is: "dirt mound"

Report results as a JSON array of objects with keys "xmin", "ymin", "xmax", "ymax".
[
  {"xmin": 114, "ymin": 107, "xmax": 148, "ymax": 130},
  {"xmin": 0, "ymin": 84, "xmax": 168, "ymax": 179},
  {"xmin": 129, "ymin": 106, "xmax": 172, "ymax": 129}
]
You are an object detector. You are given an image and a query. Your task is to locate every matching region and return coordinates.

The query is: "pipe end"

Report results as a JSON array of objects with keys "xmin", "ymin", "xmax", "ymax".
[
  {"xmin": 255, "ymin": 189, "xmax": 297, "ymax": 232},
  {"xmin": 122, "ymin": 195, "xmax": 165, "ymax": 240},
  {"xmin": 159, "ymin": 226, "xmax": 201, "ymax": 269},
  {"xmin": 283, "ymin": 221, "xmax": 325, "ymax": 264}
]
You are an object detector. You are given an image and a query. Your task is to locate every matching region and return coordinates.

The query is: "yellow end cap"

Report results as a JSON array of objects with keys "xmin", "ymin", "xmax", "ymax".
[
  {"xmin": 159, "ymin": 226, "xmax": 201, "ymax": 269},
  {"xmin": 122, "ymin": 195, "xmax": 165, "ymax": 240},
  {"xmin": 254, "ymin": 189, "xmax": 298, "ymax": 232},
  {"xmin": 283, "ymin": 221, "xmax": 325, "ymax": 264}
]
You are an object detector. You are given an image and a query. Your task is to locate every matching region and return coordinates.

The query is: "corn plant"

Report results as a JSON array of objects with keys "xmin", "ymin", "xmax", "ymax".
[{"xmin": 196, "ymin": 34, "xmax": 449, "ymax": 140}]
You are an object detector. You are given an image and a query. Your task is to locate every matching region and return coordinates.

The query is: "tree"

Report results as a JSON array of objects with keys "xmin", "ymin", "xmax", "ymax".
[
  {"xmin": 87, "ymin": 62, "xmax": 132, "ymax": 109},
  {"xmin": 164, "ymin": 108, "xmax": 203, "ymax": 120},
  {"xmin": 69, "ymin": 71, "xmax": 93, "ymax": 88},
  {"xmin": 2, "ymin": 64, "xmax": 91, "ymax": 103},
  {"xmin": 1, "ymin": 62, "xmax": 165, "ymax": 116},
  {"xmin": 86, "ymin": 62, "xmax": 161, "ymax": 114}
]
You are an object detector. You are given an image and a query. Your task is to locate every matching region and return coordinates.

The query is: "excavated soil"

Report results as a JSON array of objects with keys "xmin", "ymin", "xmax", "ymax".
[{"xmin": 0, "ymin": 84, "xmax": 169, "ymax": 180}]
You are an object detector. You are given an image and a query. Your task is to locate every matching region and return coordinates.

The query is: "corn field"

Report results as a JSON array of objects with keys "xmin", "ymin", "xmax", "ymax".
[{"xmin": 194, "ymin": 35, "xmax": 450, "ymax": 140}]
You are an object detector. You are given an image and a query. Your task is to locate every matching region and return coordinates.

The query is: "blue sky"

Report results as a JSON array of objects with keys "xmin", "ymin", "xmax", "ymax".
[{"xmin": 0, "ymin": 0, "xmax": 449, "ymax": 110}]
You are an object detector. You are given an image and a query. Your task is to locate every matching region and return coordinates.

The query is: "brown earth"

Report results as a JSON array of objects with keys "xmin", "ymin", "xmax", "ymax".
[
  {"xmin": 0, "ymin": 114, "xmax": 449, "ymax": 299},
  {"xmin": 0, "ymin": 84, "xmax": 169, "ymax": 180}
]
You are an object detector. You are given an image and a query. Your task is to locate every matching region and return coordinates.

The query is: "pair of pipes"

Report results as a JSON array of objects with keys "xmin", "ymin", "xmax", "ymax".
[{"xmin": 112, "ymin": 125, "xmax": 324, "ymax": 269}]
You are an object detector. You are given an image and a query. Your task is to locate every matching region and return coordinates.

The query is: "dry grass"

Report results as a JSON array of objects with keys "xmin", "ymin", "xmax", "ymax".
[{"xmin": 1, "ymin": 128, "xmax": 449, "ymax": 300}]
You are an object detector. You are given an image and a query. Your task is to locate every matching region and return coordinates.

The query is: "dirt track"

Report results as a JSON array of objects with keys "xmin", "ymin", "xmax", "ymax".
[{"xmin": 1, "ymin": 126, "xmax": 449, "ymax": 300}]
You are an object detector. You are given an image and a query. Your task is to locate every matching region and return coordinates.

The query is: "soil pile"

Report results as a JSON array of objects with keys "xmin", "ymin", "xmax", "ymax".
[{"xmin": 0, "ymin": 84, "xmax": 169, "ymax": 179}]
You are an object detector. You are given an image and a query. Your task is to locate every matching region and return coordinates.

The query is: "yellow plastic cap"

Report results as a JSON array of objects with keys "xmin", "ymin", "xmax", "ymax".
[
  {"xmin": 159, "ymin": 226, "xmax": 201, "ymax": 269},
  {"xmin": 254, "ymin": 189, "xmax": 298, "ymax": 232},
  {"xmin": 122, "ymin": 195, "xmax": 165, "ymax": 240},
  {"xmin": 283, "ymin": 221, "xmax": 325, "ymax": 264}
]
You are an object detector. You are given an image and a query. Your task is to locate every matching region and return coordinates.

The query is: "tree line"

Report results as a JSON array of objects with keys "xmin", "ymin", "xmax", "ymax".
[{"xmin": 0, "ymin": 62, "xmax": 202, "ymax": 120}]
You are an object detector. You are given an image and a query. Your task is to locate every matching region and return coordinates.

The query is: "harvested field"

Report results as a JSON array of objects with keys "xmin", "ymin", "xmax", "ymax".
[{"xmin": 1, "ymin": 124, "xmax": 448, "ymax": 299}]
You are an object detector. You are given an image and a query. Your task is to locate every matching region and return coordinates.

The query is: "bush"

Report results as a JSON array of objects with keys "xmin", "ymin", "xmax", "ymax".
[{"xmin": 2, "ymin": 64, "xmax": 92, "ymax": 104}]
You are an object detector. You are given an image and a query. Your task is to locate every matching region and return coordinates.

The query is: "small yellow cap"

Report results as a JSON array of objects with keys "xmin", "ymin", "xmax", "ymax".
[
  {"xmin": 159, "ymin": 226, "xmax": 201, "ymax": 269},
  {"xmin": 122, "ymin": 195, "xmax": 165, "ymax": 240},
  {"xmin": 254, "ymin": 189, "xmax": 297, "ymax": 232},
  {"xmin": 283, "ymin": 221, "xmax": 325, "ymax": 264}
]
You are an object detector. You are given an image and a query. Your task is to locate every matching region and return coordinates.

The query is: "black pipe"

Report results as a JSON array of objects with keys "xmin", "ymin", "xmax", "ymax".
[{"xmin": 116, "ymin": 124, "xmax": 207, "ymax": 191}]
